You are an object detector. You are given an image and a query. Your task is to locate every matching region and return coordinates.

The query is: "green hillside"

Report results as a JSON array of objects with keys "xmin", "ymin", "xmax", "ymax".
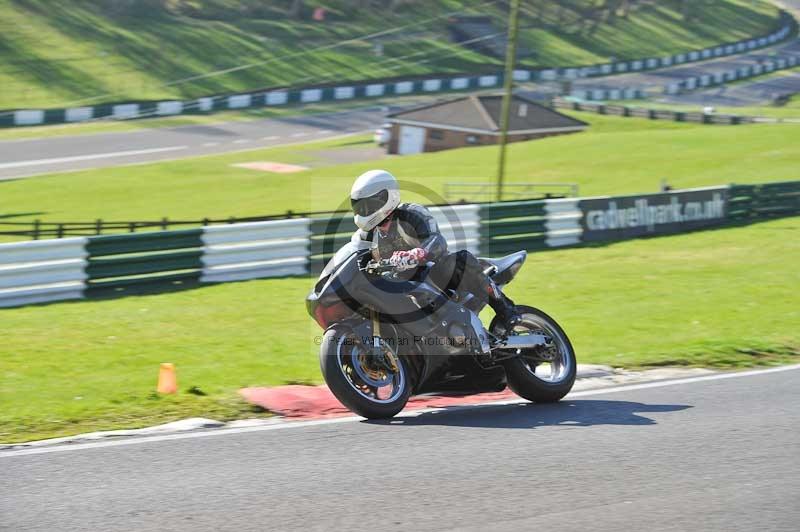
[{"xmin": 0, "ymin": 0, "xmax": 780, "ymax": 109}]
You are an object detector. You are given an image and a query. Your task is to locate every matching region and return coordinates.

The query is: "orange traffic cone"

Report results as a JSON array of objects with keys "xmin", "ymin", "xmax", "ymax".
[{"xmin": 157, "ymin": 363, "xmax": 178, "ymax": 394}]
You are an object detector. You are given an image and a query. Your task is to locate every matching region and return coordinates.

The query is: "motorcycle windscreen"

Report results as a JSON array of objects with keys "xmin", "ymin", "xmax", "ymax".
[{"xmin": 318, "ymin": 239, "xmax": 372, "ymax": 279}]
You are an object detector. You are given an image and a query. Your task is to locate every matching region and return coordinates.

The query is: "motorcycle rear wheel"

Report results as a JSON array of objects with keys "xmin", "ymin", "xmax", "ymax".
[
  {"xmin": 491, "ymin": 305, "xmax": 577, "ymax": 403},
  {"xmin": 319, "ymin": 325, "xmax": 412, "ymax": 419}
]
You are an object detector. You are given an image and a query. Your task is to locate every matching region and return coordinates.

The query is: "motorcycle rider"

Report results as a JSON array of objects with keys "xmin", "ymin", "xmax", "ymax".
[{"xmin": 349, "ymin": 169, "xmax": 521, "ymax": 329}]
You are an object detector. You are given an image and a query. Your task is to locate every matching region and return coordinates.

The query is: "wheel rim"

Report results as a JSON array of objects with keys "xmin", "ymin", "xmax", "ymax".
[
  {"xmin": 501, "ymin": 313, "xmax": 573, "ymax": 384},
  {"xmin": 335, "ymin": 334, "xmax": 406, "ymax": 404}
]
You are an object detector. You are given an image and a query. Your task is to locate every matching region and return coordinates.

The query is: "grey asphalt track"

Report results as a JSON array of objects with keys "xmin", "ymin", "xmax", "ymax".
[
  {"xmin": 660, "ymin": 70, "xmax": 800, "ymax": 107},
  {"xmin": 0, "ymin": 106, "xmax": 397, "ymax": 181},
  {"xmin": 566, "ymin": 1, "xmax": 800, "ymax": 108},
  {"xmin": 658, "ymin": 0, "xmax": 800, "ymax": 108},
  {"xmin": 2, "ymin": 366, "xmax": 798, "ymax": 532},
  {"xmin": 573, "ymin": 37, "xmax": 800, "ymax": 95}
]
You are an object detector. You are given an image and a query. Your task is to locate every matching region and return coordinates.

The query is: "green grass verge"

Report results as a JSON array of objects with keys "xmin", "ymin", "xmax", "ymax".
[
  {"xmin": 0, "ymin": 0, "xmax": 779, "ymax": 109},
  {"xmin": 2, "ymin": 111, "xmax": 799, "ymax": 233},
  {"xmin": 1, "ymin": 216, "xmax": 797, "ymax": 443}
]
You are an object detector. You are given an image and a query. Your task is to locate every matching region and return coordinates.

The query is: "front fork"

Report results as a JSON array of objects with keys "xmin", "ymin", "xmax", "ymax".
[{"xmin": 370, "ymin": 309, "xmax": 398, "ymax": 372}]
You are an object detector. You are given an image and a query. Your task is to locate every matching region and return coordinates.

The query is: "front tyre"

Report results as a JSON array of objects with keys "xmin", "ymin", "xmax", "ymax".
[
  {"xmin": 319, "ymin": 325, "xmax": 411, "ymax": 419},
  {"xmin": 491, "ymin": 306, "xmax": 576, "ymax": 403}
]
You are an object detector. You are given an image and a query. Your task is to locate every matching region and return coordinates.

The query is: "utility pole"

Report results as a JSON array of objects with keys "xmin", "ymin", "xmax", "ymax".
[{"xmin": 496, "ymin": 0, "xmax": 521, "ymax": 202}]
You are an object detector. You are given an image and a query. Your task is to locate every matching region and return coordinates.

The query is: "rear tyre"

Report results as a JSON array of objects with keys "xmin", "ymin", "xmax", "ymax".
[
  {"xmin": 491, "ymin": 305, "xmax": 576, "ymax": 403},
  {"xmin": 320, "ymin": 325, "xmax": 411, "ymax": 419}
]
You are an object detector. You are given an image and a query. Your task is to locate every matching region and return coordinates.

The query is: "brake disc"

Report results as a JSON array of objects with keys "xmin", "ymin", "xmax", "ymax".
[{"xmin": 353, "ymin": 353, "xmax": 394, "ymax": 388}]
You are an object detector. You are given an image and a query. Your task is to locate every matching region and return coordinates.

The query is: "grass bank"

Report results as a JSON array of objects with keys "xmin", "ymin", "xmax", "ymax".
[
  {"xmin": 0, "ymin": 0, "xmax": 779, "ymax": 109},
  {"xmin": 1, "ymin": 216, "xmax": 798, "ymax": 443}
]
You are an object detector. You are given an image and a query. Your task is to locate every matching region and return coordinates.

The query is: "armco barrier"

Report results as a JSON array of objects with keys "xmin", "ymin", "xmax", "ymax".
[
  {"xmin": 85, "ymin": 222, "xmax": 313, "ymax": 294},
  {"xmin": 665, "ymin": 54, "xmax": 800, "ymax": 97},
  {"xmin": 1, "ymin": 181, "xmax": 799, "ymax": 308},
  {"xmin": 1, "ymin": 11, "xmax": 794, "ymax": 128},
  {"xmin": 308, "ymin": 214, "xmax": 355, "ymax": 273},
  {"xmin": 428, "ymin": 205, "xmax": 480, "ymax": 255},
  {"xmin": 568, "ymin": 88, "xmax": 645, "ymax": 101},
  {"xmin": 478, "ymin": 200, "xmax": 548, "ymax": 255},
  {"xmin": 552, "ymin": 98, "xmax": 761, "ymax": 126},
  {"xmin": 0, "ymin": 237, "xmax": 88, "ymax": 307},
  {"xmin": 728, "ymin": 181, "xmax": 800, "ymax": 220},
  {"xmin": 200, "ymin": 219, "xmax": 310, "ymax": 282},
  {"xmin": 477, "ymin": 198, "xmax": 583, "ymax": 254},
  {"xmin": 544, "ymin": 199, "xmax": 583, "ymax": 248},
  {"xmin": 85, "ymin": 229, "xmax": 204, "ymax": 297}
]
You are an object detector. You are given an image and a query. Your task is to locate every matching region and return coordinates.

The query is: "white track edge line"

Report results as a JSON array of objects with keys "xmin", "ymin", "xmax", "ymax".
[
  {"xmin": 2, "ymin": 364, "xmax": 798, "ymax": 458},
  {"xmin": 0, "ymin": 131, "xmax": 366, "ymax": 181},
  {"xmin": 0, "ymin": 146, "xmax": 188, "ymax": 169}
]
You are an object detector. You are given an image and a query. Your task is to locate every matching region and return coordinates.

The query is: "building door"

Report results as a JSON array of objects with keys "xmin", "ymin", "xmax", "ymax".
[{"xmin": 397, "ymin": 126, "xmax": 426, "ymax": 155}]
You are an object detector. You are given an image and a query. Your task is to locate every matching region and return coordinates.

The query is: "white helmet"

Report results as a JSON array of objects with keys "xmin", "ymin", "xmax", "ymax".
[{"xmin": 350, "ymin": 169, "xmax": 401, "ymax": 231}]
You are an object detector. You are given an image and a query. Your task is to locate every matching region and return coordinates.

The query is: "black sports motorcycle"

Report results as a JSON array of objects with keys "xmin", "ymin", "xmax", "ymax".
[{"xmin": 306, "ymin": 240, "xmax": 576, "ymax": 419}]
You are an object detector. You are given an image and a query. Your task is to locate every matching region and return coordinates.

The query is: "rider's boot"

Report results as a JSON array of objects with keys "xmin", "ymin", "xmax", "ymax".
[{"xmin": 484, "ymin": 279, "xmax": 522, "ymax": 331}]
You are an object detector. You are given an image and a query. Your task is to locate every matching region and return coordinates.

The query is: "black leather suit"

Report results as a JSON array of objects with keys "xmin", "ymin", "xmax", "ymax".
[{"xmin": 352, "ymin": 203, "xmax": 493, "ymax": 298}]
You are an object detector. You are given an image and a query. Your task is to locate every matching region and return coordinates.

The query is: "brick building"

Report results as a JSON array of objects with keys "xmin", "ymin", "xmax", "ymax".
[{"xmin": 386, "ymin": 94, "xmax": 587, "ymax": 155}]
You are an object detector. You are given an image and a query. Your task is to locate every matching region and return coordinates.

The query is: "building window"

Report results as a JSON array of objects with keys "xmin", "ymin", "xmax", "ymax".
[
  {"xmin": 428, "ymin": 129, "xmax": 444, "ymax": 140},
  {"xmin": 466, "ymin": 135, "xmax": 479, "ymax": 144}
]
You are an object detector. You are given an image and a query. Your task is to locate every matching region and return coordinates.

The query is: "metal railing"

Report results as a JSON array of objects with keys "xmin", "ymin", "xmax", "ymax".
[
  {"xmin": 1, "ymin": 196, "xmax": 558, "ymax": 241},
  {"xmin": 443, "ymin": 182, "xmax": 579, "ymax": 203},
  {"xmin": 0, "ymin": 210, "xmax": 346, "ymax": 240}
]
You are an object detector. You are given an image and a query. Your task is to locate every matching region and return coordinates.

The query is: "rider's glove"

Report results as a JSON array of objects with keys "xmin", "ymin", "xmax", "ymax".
[
  {"xmin": 406, "ymin": 248, "xmax": 427, "ymax": 262},
  {"xmin": 389, "ymin": 248, "xmax": 426, "ymax": 271}
]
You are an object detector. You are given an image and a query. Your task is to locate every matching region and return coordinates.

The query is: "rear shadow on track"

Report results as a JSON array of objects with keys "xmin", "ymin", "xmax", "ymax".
[{"xmin": 366, "ymin": 400, "xmax": 692, "ymax": 429}]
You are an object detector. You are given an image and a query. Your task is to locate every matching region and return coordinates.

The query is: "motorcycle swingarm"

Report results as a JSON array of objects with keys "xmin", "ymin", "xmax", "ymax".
[{"xmin": 493, "ymin": 333, "xmax": 551, "ymax": 351}]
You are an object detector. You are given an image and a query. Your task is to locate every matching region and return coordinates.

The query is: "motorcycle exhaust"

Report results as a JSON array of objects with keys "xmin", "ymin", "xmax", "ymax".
[{"xmin": 493, "ymin": 333, "xmax": 550, "ymax": 351}]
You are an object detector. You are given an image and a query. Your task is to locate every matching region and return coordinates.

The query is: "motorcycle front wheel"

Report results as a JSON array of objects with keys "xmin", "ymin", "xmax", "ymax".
[
  {"xmin": 491, "ymin": 305, "xmax": 577, "ymax": 403},
  {"xmin": 319, "ymin": 325, "xmax": 412, "ymax": 419}
]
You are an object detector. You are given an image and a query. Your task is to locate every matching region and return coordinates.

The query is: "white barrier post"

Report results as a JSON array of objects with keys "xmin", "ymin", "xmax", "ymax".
[
  {"xmin": 200, "ymin": 219, "xmax": 312, "ymax": 282},
  {"xmin": 0, "ymin": 237, "xmax": 88, "ymax": 308},
  {"xmin": 544, "ymin": 199, "xmax": 582, "ymax": 247}
]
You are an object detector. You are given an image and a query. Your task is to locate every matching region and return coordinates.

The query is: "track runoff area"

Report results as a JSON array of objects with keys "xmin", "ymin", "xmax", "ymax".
[{"xmin": 2, "ymin": 364, "xmax": 797, "ymax": 458}]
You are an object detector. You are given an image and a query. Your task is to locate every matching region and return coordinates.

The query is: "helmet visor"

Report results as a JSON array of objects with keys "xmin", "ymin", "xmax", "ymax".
[{"xmin": 351, "ymin": 189, "xmax": 389, "ymax": 217}]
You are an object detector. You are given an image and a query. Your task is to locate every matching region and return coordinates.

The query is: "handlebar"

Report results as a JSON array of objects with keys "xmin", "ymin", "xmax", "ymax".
[{"xmin": 364, "ymin": 258, "xmax": 419, "ymax": 275}]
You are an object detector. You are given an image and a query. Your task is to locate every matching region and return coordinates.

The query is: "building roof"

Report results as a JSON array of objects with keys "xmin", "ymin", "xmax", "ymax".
[{"xmin": 387, "ymin": 94, "xmax": 587, "ymax": 134}]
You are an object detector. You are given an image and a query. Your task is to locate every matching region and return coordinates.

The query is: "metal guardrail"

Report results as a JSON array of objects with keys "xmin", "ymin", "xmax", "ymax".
[
  {"xmin": 552, "ymin": 98, "xmax": 764, "ymax": 125},
  {"xmin": 728, "ymin": 181, "xmax": 800, "ymax": 219},
  {"xmin": 2, "ymin": 182, "xmax": 798, "ymax": 308},
  {"xmin": 0, "ymin": 196, "xmax": 566, "ymax": 241},
  {"xmin": 200, "ymin": 219, "xmax": 311, "ymax": 283},
  {"xmin": 0, "ymin": 238, "xmax": 88, "ymax": 307},
  {"xmin": 0, "ymin": 219, "xmax": 314, "ymax": 306},
  {"xmin": 0, "ymin": 210, "xmax": 342, "ymax": 241}
]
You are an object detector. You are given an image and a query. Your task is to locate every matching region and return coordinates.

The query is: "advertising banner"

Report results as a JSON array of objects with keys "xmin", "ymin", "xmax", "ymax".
[{"xmin": 579, "ymin": 187, "xmax": 728, "ymax": 242}]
